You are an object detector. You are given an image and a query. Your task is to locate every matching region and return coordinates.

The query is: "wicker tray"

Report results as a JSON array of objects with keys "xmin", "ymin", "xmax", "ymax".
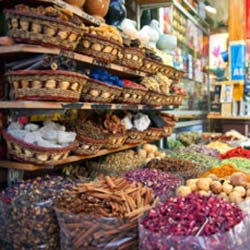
[
  {"xmin": 141, "ymin": 58, "xmax": 162, "ymax": 74},
  {"xmin": 74, "ymin": 135, "xmax": 108, "ymax": 156},
  {"xmin": 81, "ymin": 78, "xmax": 122, "ymax": 103},
  {"xmin": 116, "ymin": 86, "xmax": 147, "ymax": 105},
  {"xmin": 118, "ymin": 47, "xmax": 144, "ymax": 70},
  {"xmin": 6, "ymin": 70, "xmax": 88, "ymax": 102},
  {"xmin": 144, "ymin": 128, "xmax": 164, "ymax": 141},
  {"xmin": 162, "ymin": 94, "xmax": 184, "ymax": 106},
  {"xmin": 143, "ymin": 90, "xmax": 167, "ymax": 107},
  {"xmin": 103, "ymin": 134, "xmax": 128, "ymax": 149},
  {"xmin": 77, "ymin": 33, "xmax": 122, "ymax": 63},
  {"xmin": 126, "ymin": 130, "xmax": 145, "ymax": 144},
  {"xmin": 159, "ymin": 64, "xmax": 185, "ymax": 81},
  {"xmin": 4, "ymin": 9, "xmax": 84, "ymax": 51},
  {"xmin": 3, "ymin": 131, "xmax": 77, "ymax": 165}
]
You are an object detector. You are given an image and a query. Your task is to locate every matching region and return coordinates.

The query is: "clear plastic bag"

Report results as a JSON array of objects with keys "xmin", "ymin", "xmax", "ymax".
[
  {"xmin": 4, "ymin": 196, "xmax": 60, "ymax": 250},
  {"xmin": 56, "ymin": 208, "xmax": 138, "ymax": 250},
  {"xmin": 139, "ymin": 214, "xmax": 250, "ymax": 250}
]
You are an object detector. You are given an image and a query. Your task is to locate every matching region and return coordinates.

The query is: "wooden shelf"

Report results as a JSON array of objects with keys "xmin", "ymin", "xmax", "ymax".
[
  {"xmin": 0, "ymin": 44, "xmax": 146, "ymax": 78},
  {"xmin": 0, "ymin": 141, "xmax": 150, "ymax": 171},
  {"xmin": 0, "ymin": 101, "xmax": 174, "ymax": 110},
  {"xmin": 0, "ymin": 0, "xmax": 100, "ymax": 26},
  {"xmin": 207, "ymin": 114, "xmax": 250, "ymax": 120},
  {"xmin": 213, "ymin": 81, "xmax": 244, "ymax": 86}
]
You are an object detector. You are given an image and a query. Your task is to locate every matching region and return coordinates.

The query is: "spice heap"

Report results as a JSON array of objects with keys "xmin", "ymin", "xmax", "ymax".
[
  {"xmin": 126, "ymin": 169, "xmax": 181, "ymax": 200},
  {"xmin": 87, "ymin": 24, "xmax": 123, "ymax": 44},
  {"xmin": 140, "ymin": 194, "xmax": 245, "ymax": 250},
  {"xmin": 179, "ymin": 144, "xmax": 219, "ymax": 158},
  {"xmin": 171, "ymin": 151, "xmax": 219, "ymax": 171},
  {"xmin": 76, "ymin": 150, "xmax": 147, "ymax": 178},
  {"xmin": 7, "ymin": 120, "xmax": 76, "ymax": 148},
  {"xmin": 178, "ymin": 131, "xmax": 200, "ymax": 146},
  {"xmin": 221, "ymin": 158, "xmax": 250, "ymax": 173},
  {"xmin": 220, "ymin": 147, "xmax": 250, "ymax": 159},
  {"xmin": 146, "ymin": 157, "xmax": 201, "ymax": 180},
  {"xmin": 202, "ymin": 164, "xmax": 248, "ymax": 179},
  {"xmin": 207, "ymin": 141, "xmax": 233, "ymax": 154},
  {"xmin": 0, "ymin": 175, "xmax": 75, "ymax": 250},
  {"xmin": 177, "ymin": 172, "xmax": 250, "ymax": 204},
  {"xmin": 56, "ymin": 176, "xmax": 157, "ymax": 250},
  {"xmin": 141, "ymin": 73, "xmax": 172, "ymax": 95}
]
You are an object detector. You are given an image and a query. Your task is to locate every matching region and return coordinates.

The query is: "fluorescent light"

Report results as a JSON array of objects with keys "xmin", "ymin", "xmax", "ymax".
[{"xmin": 205, "ymin": 5, "xmax": 217, "ymax": 14}]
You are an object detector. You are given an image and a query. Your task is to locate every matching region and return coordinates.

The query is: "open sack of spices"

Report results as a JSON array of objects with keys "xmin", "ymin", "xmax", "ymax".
[
  {"xmin": 55, "ymin": 176, "xmax": 158, "ymax": 250},
  {"xmin": 4, "ymin": 4, "xmax": 84, "ymax": 50},
  {"xmin": 0, "ymin": 175, "xmax": 76, "ymax": 250},
  {"xmin": 3, "ymin": 120, "xmax": 77, "ymax": 164},
  {"xmin": 140, "ymin": 194, "xmax": 250, "ymax": 250}
]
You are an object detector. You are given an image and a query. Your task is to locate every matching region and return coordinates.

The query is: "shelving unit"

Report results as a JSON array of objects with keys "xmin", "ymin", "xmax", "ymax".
[
  {"xmin": 0, "ymin": 141, "xmax": 150, "ymax": 171},
  {"xmin": 0, "ymin": 101, "xmax": 174, "ymax": 110},
  {"xmin": 208, "ymin": 114, "xmax": 250, "ymax": 120},
  {"xmin": 0, "ymin": 44, "xmax": 146, "ymax": 78},
  {"xmin": 0, "ymin": 0, "xmax": 101, "ymax": 26}
]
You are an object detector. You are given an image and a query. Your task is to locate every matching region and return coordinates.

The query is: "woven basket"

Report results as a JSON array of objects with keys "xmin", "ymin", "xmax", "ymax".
[
  {"xmin": 126, "ymin": 129, "xmax": 145, "ymax": 144},
  {"xmin": 77, "ymin": 33, "xmax": 122, "ymax": 63},
  {"xmin": 3, "ymin": 131, "xmax": 77, "ymax": 165},
  {"xmin": 144, "ymin": 128, "xmax": 164, "ymax": 141},
  {"xmin": 6, "ymin": 70, "xmax": 88, "ymax": 102},
  {"xmin": 4, "ymin": 9, "xmax": 84, "ymax": 50},
  {"xmin": 103, "ymin": 134, "xmax": 128, "ymax": 149},
  {"xmin": 143, "ymin": 90, "xmax": 167, "ymax": 106},
  {"xmin": 74, "ymin": 135, "xmax": 108, "ymax": 156},
  {"xmin": 81, "ymin": 78, "xmax": 122, "ymax": 103},
  {"xmin": 118, "ymin": 47, "xmax": 144, "ymax": 70},
  {"xmin": 141, "ymin": 58, "xmax": 162, "ymax": 74},
  {"xmin": 116, "ymin": 86, "xmax": 147, "ymax": 105},
  {"xmin": 162, "ymin": 94, "xmax": 184, "ymax": 106},
  {"xmin": 162, "ymin": 126, "xmax": 174, "ymax": 137},
  {"xmin": 159, "ymin": 64, "xmax": 185, "ymax": 81}
]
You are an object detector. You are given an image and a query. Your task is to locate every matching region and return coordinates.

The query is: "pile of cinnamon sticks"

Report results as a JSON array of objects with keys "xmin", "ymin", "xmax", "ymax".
[{"xmin": 56, "ymin": 176, "xmax": 158, "ymax": 250}]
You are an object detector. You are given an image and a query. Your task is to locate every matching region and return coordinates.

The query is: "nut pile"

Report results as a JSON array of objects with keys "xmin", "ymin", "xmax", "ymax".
[
  {"xmin": 146, "ymin": 157, "xmax": 202, "ymax": 180},
  {"xmin": 140, "ymin": 194, "xmax": 245, "ymax": 250},
  {"xmin": 0, "ymin": 175, "xmax": 75, "ymax": 250},
  {"xmin": 177, "ymin": 172, "xmax": 250, "ymax": 204},
  {"xmin": 125, "ymin": 168, "xmax": 181, "ymax": 200},
  {"xmin": 56, "ymin": 176, "xmax": 157, "ymax": 250}
]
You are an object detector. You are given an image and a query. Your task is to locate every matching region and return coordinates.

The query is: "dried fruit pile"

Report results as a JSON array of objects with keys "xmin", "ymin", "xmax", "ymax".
[
  {"xmin": 56, "ymin": 176, "xmax": 157, "ymax": 250},
  {"xmin": 125, "ymin": 168, "xmax": 182, "ymax": 200},
  {"xmin": 177, "ymin": 172, "xmax": 250, "ymax": 204},
  {"xmin": 140, "ymin": 194, "xmax": 247, "ymax": 250}
]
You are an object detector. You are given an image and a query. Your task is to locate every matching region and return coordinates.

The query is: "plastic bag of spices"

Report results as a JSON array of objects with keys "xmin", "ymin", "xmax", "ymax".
[
  {"xmin": 55, "ymin": 211, "xmax": 138, "ymax": 250},
  {"xmin": 139, "ymin": 194, "xmax": 250, "ymax": 250},
  {"xmin": 5, "ymin": 196, "xmax": 60, "ymax": 250}
]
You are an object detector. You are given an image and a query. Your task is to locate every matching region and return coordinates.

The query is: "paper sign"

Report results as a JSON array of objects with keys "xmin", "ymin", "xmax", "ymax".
[{"xmin": 230, "ymin": 43, "xmax": 246, "ymax": 81}]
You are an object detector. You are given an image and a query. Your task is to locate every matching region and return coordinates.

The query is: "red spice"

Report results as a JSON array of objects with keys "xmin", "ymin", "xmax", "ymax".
[{"xmin": 220, "ymin": 147, "xmax": 250, "ymax": 159}]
